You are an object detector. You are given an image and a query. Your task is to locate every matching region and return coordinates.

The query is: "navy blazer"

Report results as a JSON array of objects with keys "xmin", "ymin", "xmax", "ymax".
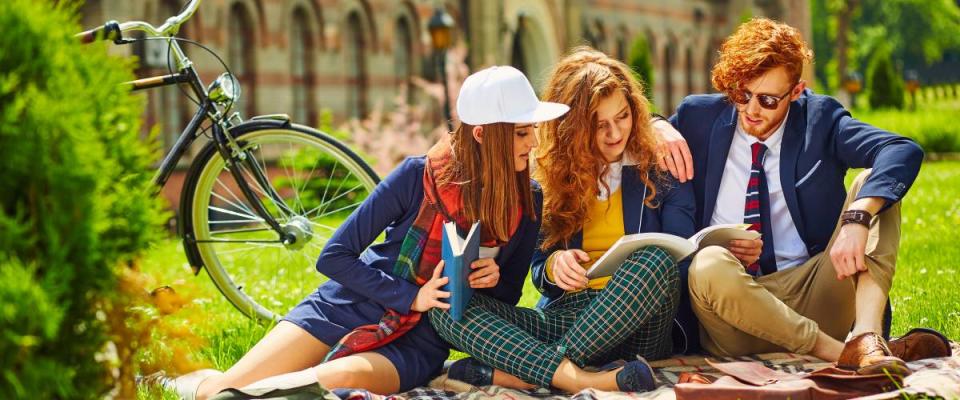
[
  {"xmin": 315, "ymin": 156, "xmax": 543, "ymax": 313},
  {"xmin": 531, "ymin": 167, "xmax": 699, "ymax": 354},
  {"xmin": 669, "ymin": 89, "xmax": 923, "ymax": 256}
]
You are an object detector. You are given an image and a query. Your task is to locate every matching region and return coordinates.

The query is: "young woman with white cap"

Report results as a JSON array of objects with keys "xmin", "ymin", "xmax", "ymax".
[
  {"xmin": 429, "ymin": 47, "xmax": 696, "ymax": 393},
  {"xmin": 171, "ymin": 65, "xmax": 568, "ymax": 399}
]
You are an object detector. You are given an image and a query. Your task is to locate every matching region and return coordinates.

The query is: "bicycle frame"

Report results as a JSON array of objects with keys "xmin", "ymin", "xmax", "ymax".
[{"xmin": 81, "ymin": 0, "xmax": 299, "ymax": 244}]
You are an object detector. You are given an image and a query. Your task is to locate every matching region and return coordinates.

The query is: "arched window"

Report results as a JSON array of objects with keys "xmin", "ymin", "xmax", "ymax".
[
  {"xmin": 615, "ymin": 27, "xmax": 628, "ymax": 61},
  {"xmin": 159, "ymin": 0, "xmax": 187, "ymax": 152},
  {"xmin": 705, "ymin": 39, "xmax": 717, "ymax": 92},
  {"xmin": 663, "ymin": 40, "xmax": 676, "ymax": 113},
  {"xmin": 290, "ymin": 8, "xmax": 315, "ymax": 125},
  {"xmin": 395, "ymin": 16, "xmax": 413, "ymax": 104},
  {"xmin": 229, "ymin": 3, "xmax": 257, "ymax": 118},
  {"xmin": 345, "ymin": 11, "xmax": 368, "ymax": 119},
  {"xmin": 510, "ymin": 16, "xmax": 528, "ymax": 74},
  {"xmin": 686, "ymin": 46, "xmax": 694, "ymax": 96}
]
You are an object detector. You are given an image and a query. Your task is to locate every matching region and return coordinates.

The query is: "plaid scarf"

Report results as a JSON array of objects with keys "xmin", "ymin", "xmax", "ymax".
[{"xmin": 324, "ymin": 135, "xmax": 519, "ymax": 362}]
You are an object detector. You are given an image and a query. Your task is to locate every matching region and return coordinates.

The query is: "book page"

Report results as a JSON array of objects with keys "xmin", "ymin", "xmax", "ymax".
[
  {"xmin": 585, "ymin": 233, "xmax": 696, "ymax": 279},
  {"xmin": 689, "ymin": 223, "xmax": 760, "ymax": 249}
]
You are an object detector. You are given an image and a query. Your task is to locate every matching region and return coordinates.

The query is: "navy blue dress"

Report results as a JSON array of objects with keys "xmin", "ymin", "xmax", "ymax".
[{"xmin": 284, "ymin": 156, "xmax": 543, "ymax": 391}]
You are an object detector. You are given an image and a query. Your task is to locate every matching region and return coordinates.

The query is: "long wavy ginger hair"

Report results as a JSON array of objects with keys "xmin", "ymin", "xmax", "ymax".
[{"xmin": 534, "ymin": 47, "xmax": 659, "ymax": 251}]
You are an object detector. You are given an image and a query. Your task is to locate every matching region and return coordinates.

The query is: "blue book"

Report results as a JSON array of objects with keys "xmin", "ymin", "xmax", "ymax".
[{"xmin": 440, "ymin": 220, "xmax": 480, "ymax": 322}]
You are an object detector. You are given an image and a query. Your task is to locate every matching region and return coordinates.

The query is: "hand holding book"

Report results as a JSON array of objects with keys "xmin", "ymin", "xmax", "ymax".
[
  {"xmin": 726, "ymin": 238, "xmax": 764, "ymax": 266},
  {"xmin": 550, "ymin": 249, "xmax": 590, "ymax": 291},
  {"xmin": 410, "ymin": 262, "xmax": 450, "ymax": 312},
  {"xmin": 468, "ymin": 258, "xmax": 500, "ymax": 289}
]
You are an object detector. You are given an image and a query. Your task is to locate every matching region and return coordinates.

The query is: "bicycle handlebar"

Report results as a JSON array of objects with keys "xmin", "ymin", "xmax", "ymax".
[{"xmin": 76, "ymin": 0, "xmax": 202, "ymax": 42}]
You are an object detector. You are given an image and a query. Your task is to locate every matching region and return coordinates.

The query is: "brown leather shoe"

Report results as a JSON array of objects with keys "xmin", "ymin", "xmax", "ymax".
[
  {"xmin": 837, "ymin": 332, "xmax": 911, "ymax": 377},
  {"xmin": 888, "ymin": 328, "xmax": 952, "ymax": 362}
]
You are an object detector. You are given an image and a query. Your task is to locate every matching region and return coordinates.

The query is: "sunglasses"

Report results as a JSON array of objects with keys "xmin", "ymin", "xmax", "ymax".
[{"xmin": 730, "ymin": 84, "xmax": 797, "ymax": 110}]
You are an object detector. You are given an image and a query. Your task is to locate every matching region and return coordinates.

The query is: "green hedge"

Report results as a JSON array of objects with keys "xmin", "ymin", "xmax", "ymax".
[
  {"xmin": 855, "ymin": 106, "xmax": 960, "ymax": 153},
  {"xmin": 0, "ymin": 0, "xmax": 164, "ymax": 398},
  {"xmin": 866, "ymin": 44, "xmax": 905, "ymax": 109}
]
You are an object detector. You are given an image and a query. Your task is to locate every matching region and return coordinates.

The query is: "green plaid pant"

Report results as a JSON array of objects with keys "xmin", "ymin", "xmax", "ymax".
[{"xmin": 429, "ymin": 246, "xmax": 679, "ymax": 387}]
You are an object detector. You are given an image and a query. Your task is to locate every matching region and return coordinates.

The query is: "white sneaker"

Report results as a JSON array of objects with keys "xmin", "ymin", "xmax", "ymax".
[{"xmin": 167, "ymin": 369, "xmax": 222, "ymax": 400}]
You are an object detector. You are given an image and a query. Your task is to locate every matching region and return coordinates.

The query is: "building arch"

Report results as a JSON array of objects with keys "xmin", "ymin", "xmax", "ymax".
[
  {"xmin": 281, "ymin": 0, "xmax": 325, "ymax": 51},
  {"xmin": 227, "ymin": 1, "xmax": 259, "ymax": 117},
  {"xmin": 290, "ymin": 5, "xmax": 318, "ymax": 125},
  {"xmin": 503, "ymin": 0, "xmax": 561, "ymax": 91},
  {"xmin": 344, "ymin": 10, "xmax": 369, "ymax": 118},
  {"xmin": 662, "ymin": 31, "xmax": 679, "ymax": 113}
]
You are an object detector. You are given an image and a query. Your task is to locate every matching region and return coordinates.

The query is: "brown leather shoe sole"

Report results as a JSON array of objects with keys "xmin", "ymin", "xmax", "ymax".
[
  {"xmin": 854, "ymin": 357, "xmax": 912, "ymax": 377},
  {"xmin": 888, "ymin": 328, "xmax": 952, "ymax": 362}
]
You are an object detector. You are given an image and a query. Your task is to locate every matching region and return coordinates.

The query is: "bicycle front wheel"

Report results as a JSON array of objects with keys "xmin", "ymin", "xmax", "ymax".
[{"xmin": 183, "ymin": 122, "xmax": 379, "ymax": 322}]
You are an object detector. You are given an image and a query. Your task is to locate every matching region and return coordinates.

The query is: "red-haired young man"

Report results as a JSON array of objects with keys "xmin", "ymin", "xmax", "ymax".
[{"xmin": 653, "ymin": 18, "xmax": 949, "ymax": 375}]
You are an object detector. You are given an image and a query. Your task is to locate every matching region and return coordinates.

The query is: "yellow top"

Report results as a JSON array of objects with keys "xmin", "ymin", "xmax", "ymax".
[{"xmin": 546, "ymin": 189, "xmax": 625, "ymax": 290}]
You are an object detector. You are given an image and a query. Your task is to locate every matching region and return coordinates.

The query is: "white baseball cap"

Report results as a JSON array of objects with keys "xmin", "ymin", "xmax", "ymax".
[{"xmin": 457, "ymin": 66, "xmax": 569, "ymax": 126}]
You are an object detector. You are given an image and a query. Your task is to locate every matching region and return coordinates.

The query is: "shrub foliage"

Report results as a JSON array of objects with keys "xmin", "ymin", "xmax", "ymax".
[
  {"xmin": 867, "ymin": 44, "xmax": 906, "ymax": 109},
  {"xmin": 0, "ymin": 0, "xmax": 164, "ymax": 397}
]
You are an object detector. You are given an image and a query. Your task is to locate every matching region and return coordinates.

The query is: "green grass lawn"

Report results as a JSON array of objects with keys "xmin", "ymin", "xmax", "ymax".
[{"xmin": 136, "ymin": 161, "xmax": 960, "ymax": 397}]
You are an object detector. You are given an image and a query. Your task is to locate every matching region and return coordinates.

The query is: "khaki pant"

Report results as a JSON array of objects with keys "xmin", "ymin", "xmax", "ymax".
[{"xmin": 688, "ymin": 169, "xmax": 900, "ymax": 356}]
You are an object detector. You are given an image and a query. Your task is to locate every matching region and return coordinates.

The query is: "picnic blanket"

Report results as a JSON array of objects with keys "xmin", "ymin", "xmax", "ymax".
[{"xmin": 329, "ymin": 342, "xmax": 960, "ymax": 400}]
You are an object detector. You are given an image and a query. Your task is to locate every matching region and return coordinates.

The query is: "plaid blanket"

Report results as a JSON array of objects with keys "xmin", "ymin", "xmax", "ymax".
[{"xmin": 329, "ymin": 342, "xmax": 960, "ymax": 400}]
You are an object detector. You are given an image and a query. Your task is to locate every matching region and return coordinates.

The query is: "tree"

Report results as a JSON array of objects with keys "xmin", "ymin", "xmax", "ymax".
[
  {"xmin": 628, "ymin": 35, "xmax": 655, "ymax": 104},
  {"xmin": 867, "ymin": 44, "xmax": 906, "ymax": 109},
  {"xmin": 0, "ymin": 0, "xmax": 164, "ymax": 397},
  {"xmin": 812, "ymin": 0, "xmax": 960, "ymax": 94}
]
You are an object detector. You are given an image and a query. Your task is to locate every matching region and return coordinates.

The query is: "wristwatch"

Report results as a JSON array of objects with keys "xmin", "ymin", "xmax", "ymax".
[{"xmin": 841, "ymin": 209, "xmax": 873, "ymax": 227}]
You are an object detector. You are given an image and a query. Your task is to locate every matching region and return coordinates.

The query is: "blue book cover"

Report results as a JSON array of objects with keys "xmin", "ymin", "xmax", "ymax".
[{"xmin": 440, "ymin": 221, "xmax": 480, "ymax": 322}]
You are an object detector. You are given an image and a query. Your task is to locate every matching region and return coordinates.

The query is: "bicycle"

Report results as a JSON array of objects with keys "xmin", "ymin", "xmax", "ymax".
[{"xmin": 77, "ymin": 0, "xmax": 380, "ymax": 322}]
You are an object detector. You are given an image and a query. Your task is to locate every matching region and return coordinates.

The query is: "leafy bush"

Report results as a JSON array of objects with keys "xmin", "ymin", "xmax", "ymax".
[
  {"xmin": 866, "ymin": 44, "xmax": 905, "ymax": 109},
  {"xmin": 855, "ymin": 104, "xmax": 960, "ymax": 153},
  {"xmin": 628, "ymin": 35, "xmax": 655, "ymax": 103},
  {"xmin": 0, "ymin": 0, "xmax": 164, "ymax": 398}
]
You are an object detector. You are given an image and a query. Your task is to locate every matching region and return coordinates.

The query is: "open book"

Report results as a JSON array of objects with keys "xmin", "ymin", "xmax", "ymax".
[
  {"xmin": 584, "ymin": 223, "xmax": 761, "ymax": 279},
  {"xmin": 440, "ymin": 221, "xmax": 480, "ymax": 322}
]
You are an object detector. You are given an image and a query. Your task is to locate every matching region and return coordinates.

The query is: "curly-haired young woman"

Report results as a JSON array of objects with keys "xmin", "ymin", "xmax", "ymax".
[{"xmin": 429, "ymin": 47, "xmax": 697, "ymax": 393}]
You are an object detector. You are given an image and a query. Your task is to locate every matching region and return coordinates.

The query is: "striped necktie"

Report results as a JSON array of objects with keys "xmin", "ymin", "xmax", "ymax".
[{"xmin": 744, "ymin": 142, "xmax": 770, "ymax": 276}]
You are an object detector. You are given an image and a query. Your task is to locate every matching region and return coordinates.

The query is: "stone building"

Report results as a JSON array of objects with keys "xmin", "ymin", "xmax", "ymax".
[{"xmin": 79, "ymin": 0, "xmax": 810, "ymax": 156}]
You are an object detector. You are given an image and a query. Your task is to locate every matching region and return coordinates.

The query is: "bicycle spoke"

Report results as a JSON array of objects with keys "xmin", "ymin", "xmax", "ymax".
[
  {"xmin": 316, "ymin": 201, "xmax": 362, "ymax": 220},
  {"xmin": 209, "ymin": 205, "xmax": 266, "ymax": 222},
  {"xmin": 239, "ymin": 163, "xmax": 290, "ymax": 221},
  {"xmin": 316, "ymin": 169, "xmax": 352, "ymax": 217},
  {"xmin": 210, "ymin": 226, "xmax": 274, "ymax": 235},
  {"xmin": 213, "ymin": 242, "xmax": 285, "ymax": 255},
  {"xmin": 211, "ymin": 189, "xmax": 258, "ymax": 220},
  {"xmin": 215, "ymin": 177, "xmax": 258, "ymax": 217},
  {"xmin": 282, "ymin": 141, "xmax": 307, "ymax": 215},
  {"xmin": 304, "ymin": 220, "xmax": 338, "ymax": 233},
  {"xmin": 317, "ymin": 162, "xmax": 338, "ymax": 216},
  {"xmin": 196, "ymin": 238, "xmax": 282, "ymax": 244},
  {"xmin": 293, "ymin": 146, "xmax": 324, "ymax": 214},
  {"xmin": 303, "ymin": 183, "xmax": 365, "ymax": 219}
]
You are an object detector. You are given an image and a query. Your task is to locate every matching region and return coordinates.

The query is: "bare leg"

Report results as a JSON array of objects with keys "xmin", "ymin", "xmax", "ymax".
[
  {"xmin": 491, "ymin": 369, "xmax": 536, "ymax": 390},
  {"xmin": 314, "ymin": 352, "xmax": 401, "ymax": 394},
  {"xmin": 196, "ymin": 321, "xmax": 331, "ymax": 400},
  {"xmin": 550, "ymin": 359, "xmax": 619, "ymax": 393},
  {"xmin": 851, "ymin": 271, "xmax": 888, "ymax": 336},
  {"xmin": 810, "ymin": 331, "xmax": 845, "ymax": 362}
]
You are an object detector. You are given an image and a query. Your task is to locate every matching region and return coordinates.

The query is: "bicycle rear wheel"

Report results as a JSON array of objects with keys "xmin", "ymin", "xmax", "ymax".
[{"xmin": 182, "ymin": 121, "xmax": 379, "ymax": 321}]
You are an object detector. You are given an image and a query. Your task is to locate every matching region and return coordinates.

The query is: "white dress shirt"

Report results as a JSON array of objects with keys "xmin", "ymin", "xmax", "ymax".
[{"xmin": 710, "ymin": 112, "xmax": 809, "ymax": 271}]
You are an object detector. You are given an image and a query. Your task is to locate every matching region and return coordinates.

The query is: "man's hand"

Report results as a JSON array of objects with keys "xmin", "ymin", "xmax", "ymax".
[
  {"xmin": 550, "ymin": 249, "xmax": 590, "ymax": 291},
  {"xmin": 411, "ymin": 261, "xmax": 450, "ymax": 312},
  {"xmin": 469, "ymin": 258, "xmax": 500, "ymax": 289},
  {"xmin": 829, "ymin": 224, "xmax": 869, "ymax": 280},
  {"xmin": 652, "ymin": 118, "xmax": 694, "ymax": 182},
  {"xmin": 727, "ymin": 238, "xmax": 763, "ymax": 266}
]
